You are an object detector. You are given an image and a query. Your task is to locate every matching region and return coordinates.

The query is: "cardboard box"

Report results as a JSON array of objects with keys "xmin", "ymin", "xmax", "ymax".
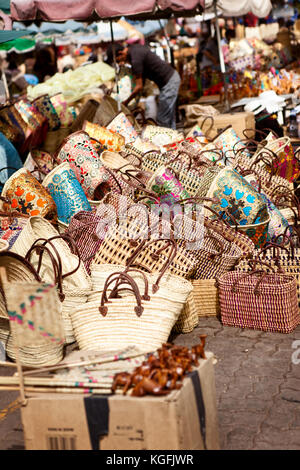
[
  {"xmin": 200, "ymin": 111, "xmax": 255, "ymax": 140},
  {"xmin": 21, "ymin": 352, "xmax": 219, "ymax": 450}
]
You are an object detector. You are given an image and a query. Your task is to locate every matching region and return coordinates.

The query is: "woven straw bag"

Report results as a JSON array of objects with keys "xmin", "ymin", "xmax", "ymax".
[
  {"xmin": 1, "ymin": 278, "xmax": 65, "ymax": 367},
  {"xmin": 235, "ymin": 153, "xmax": 293, "ymax": 201},
  {"xmin": 205, "ymin": 167, "xmax": 269, "ymax": 226},
  {"xmin": 0, "ymin": 252, "xmax": 43, "ymax": 320},
  {"xmin": 106, "ymin": 111, "xmax": 138, "ymax": 144},
  {"xmin": 32, "ymin": 94, "xmax": 61, "ymax": 131},
  {"xmin": 217, "ymin": 262, "xmax": 300, "ymax": 333},
  {"xmin": 42, "ymin": 161, "xmax": 92, "ymax": 225},
  {"xmin": 141, "ymin": 125, "xmax": 183, "ymax": 146},
  {"xmin": 0, "ymin": 210, "xmax": 29, "ymax": 249},
  {"xmin": 1, "ymin": 168, "xmax": 57, "ymax": 222},
  {"xmin": 172, "ymin": 291, "xmax": 199, "ymax": 333},
  {"xmin": 0, "ymin": 320, "xmax": 64, "ymax": 367},
  {"xmin": 23, "ymin": 236, "xmax": 90, "ymax": 344},
  {"xmin": 65, "ymin": 209, "xmax": 112, "ymax": 275},
  {"xmin": 259, "ymin": 136, "xmax": 300, "ymax": 183},
  {"xmin": 89, "ymin": 262, "xmax": 198, "ymax": 335},
  {"xmin": 82, "ymin": 120, "xmax": 125, "ymax": 152},
  {"xmin": 70, "ymin": 268, "xmax": 193, "ymax": 352},
  {"xmin": 100, "ymin": 150, "xmax": 150, "ymax": 190},
  {"xmin": 191, "ymin": 279, "xmax": 220, "ymax": 317},
  {"xmin": 139, "ymin": 150, "xmax": 171, "ymax": 175},
  {"xmin": 174, "ymin": 212, "xmax": 246, "ymax": 280},
  {"xmin": 236, "ymin": 234, "xmax": 300, "ymax": 309},
  {"xmin": 10, "ymin": 216, "xmax": 92, "ymax": 292},
  {"xmin": 92, "ymin": 213, "xmax": 199, "ymax": 281}
]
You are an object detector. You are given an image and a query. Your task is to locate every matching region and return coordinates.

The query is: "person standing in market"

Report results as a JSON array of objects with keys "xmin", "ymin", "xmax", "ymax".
[{"xmin": 106, "ymin": 43, "xmax": 181, "ymax": 129}]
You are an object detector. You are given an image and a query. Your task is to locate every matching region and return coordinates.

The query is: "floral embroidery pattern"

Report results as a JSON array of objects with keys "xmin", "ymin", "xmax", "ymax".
[
  {"xmin": 56, "ymin": 131, "xmax": 112, "ymax": 200},
  {"xmin": 2, "ymin": 168, "xmax": 57, "ymax": 221},
  {"xmin": 44, "ymin": 163, "xmax": 92, "ymax": 225},
  {"xmin": 206, "ymin": 168, "xmax": 268, "ymax": 226}
]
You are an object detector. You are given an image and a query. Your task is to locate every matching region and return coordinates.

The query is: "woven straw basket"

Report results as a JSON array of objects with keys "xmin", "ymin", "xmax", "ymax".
[
  {"xmin": 192, "ymin": 279, "xmax": 220, "ymax": 317},
  {"xmin": 218, "ymin": 270, "xmax": 300, "ymax": 333},
  {"xmin": 70, "ymin": 269, "xmax": 193, "ymax": 351},
  {"xmin": 89, "ymin": 263, "xmax": 198, "ymax": 334}
]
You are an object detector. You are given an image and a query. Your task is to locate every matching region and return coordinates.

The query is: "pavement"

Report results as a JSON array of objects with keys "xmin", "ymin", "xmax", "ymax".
[{"xmin": 0, "ymin": 316, "xmax": 299, "ymax": 450}]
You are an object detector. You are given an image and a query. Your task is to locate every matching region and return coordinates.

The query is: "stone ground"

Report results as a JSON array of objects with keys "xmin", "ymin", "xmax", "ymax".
[{"xmin": 0, "ymin": 317, "xmax": 299, "ymax": 450}]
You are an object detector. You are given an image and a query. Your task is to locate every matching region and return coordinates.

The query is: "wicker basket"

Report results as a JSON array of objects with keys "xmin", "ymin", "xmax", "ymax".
[
  {"xmin": 70, "ymin": 269, "xmax": 193, "ymax": 351},
  {"xmin": 192, "ymin": 279, "xmax": 220, "ymax": 317}
]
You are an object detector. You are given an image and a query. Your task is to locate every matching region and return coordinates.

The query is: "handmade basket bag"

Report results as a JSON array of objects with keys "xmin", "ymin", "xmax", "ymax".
[
  {"xmin": 88, "ymin": 263, "xmax": 198, "ymax": 335},
  {"xmin": 125, "ymin": 136, "xmax": 160, "ymax": 156},
  {"xmin": 173, "ymin": 213, "xmax": 247, "ymax": 280},
  {"xmin": 15, "ymin": 222, "xmax": 92, "ymax": 344},
  {"xmin": 217, "ymin": 265, "xmax": 300, "ymax": 333},
  {"xmin": 191, "ymin": 279, "xmax": 220, "ymax": 317},
  {"xmin": 70, "ymin": 269, "xmax": 193, "ymax": 352},
  {"xmin": 30, "ymin": 149, "xmax": 54, "ymax": 177},
  {"xmin": 82, "ymin": 120, "xmax": 125, "ymax": 152},
  {"xmin": 14, "ymin": 98, "xmax": 48, "ymax": 148},
  {"xmin": 205, "ymin": 167, "xmax": 268, "ymax": 227},
  {"xmin": 0, "ymin": 251, "xmax": 43, "ymax": 320},
  {"xmin": 32, "ymin": 94, "xmax": 61, "ymax": 131},
  {"xmin": 261, "ymin": 136, "xmax": 300, "ymax": 183},
  {"xmin": 50, "ymin": 93, "xmax": 76, "ymax": 127},
  {"xmin": 209, "ymin": 125, "xmax": 251, "ymax": 165},
  {"xmin": 106, "ymin": 112, "xmax": 138, "ymax": 144},
  {"xmin": 145, "ymin": 166, "xmax": 190, "ymax": 205},
  {"xmin": 141, "ymin": 125, "xmax": 184, "ymax": 147},
  {"xmin": 10, "ymin": 216, "xmax": 92, "ymax": 293},
  {"xmin": 2, "ymin": 277, "xmax": 65, "ymax": 367},
  {"xmin": 55, "ymin": 130, "xmax": 113, "ymax": 200},
  {"xmin": 0, "ymin": 211, "xmax": 29, "ymax": 249},
  {"xmin": 1, "ymin": 168, "xmax": 57, "ymax": 222},
  {"xmin": 236, "ymin": 234, "xmax": 300, "ymax": 309},
  {"xmin": 65, "ymin": 209, "xmax": 113, "ymax": 275},
  {"xmin": 99, "ymin": 150, "xmax": 150, "ymax": 193},
  {"xmin": 236, "ymin": 153, "xmax": 293, "ymax": 202},
  {"xmin": 92, "ymin": 213, "xmax": 199, "ymax": 281},
  {"xmin": 42, "ymin": 161, "xmax": 92, "ymax": 225}
]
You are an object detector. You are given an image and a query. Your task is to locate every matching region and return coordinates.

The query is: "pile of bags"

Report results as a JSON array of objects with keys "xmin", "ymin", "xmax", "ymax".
[{"xmin": 0, "ymin": 92, "xmax": 299, "ymax": 395}]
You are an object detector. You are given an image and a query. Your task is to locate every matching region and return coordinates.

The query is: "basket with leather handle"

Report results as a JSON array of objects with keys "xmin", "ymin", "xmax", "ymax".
[
  {"xmin": 25, "ymin": 234, "xmax": 90, "ymax": 344},
  {"xmin": 92, "ymin": 212, "xmax": 199, "ymax": 281},
  {"xmin": 70, "ymin": 268, "xmax": 192, "ymax": 352}
]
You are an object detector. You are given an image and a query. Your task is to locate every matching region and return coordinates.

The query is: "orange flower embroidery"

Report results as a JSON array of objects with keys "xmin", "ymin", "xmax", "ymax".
[
  {"xmin": 36, "ymin": 198, "xmax": 46, "ymax": 208},
  {"xmin": 15, "ymin": 186, "xmax": 24, "ymax": 197},
  {"xmin": 26, "ymin": 193, "xmax": 35, "ymax": 202},
  {"xmin": 30, "ymin": 210, "xmax": 40, "ymax": 216}
]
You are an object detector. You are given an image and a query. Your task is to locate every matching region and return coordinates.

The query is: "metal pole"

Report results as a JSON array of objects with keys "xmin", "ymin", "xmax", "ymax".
[
  {"xmin": 213, "ymin": 0, "xmax": 230, "ymax": 112},
  {"xmin": 109, "ymin": 20, "xmax": 121, "ymax": 111}
]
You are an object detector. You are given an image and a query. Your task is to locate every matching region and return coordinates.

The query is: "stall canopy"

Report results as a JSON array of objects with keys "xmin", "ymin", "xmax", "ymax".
[
  {"xmin": 9, "ymin": 1, "xmax": 205, "ymax": 22},
  {"xmin": 9, "ymin": 0, "xmax": 273, "ymax": 24},
  {"xmin": 204, "ymin": 0, "xmax": 272, "ymax": 18}
]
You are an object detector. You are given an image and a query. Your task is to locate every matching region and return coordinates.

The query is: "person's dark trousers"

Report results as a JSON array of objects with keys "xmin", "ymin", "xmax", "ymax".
[{"xmin": 156, "ymin": 70, "xmax": 181, "ymax": 129}]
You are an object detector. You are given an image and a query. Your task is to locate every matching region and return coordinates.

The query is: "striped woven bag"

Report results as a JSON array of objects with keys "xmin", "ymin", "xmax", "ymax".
[{"xmin": 218, "ymin": 260, "xmax": 300, "ymax": 333}]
